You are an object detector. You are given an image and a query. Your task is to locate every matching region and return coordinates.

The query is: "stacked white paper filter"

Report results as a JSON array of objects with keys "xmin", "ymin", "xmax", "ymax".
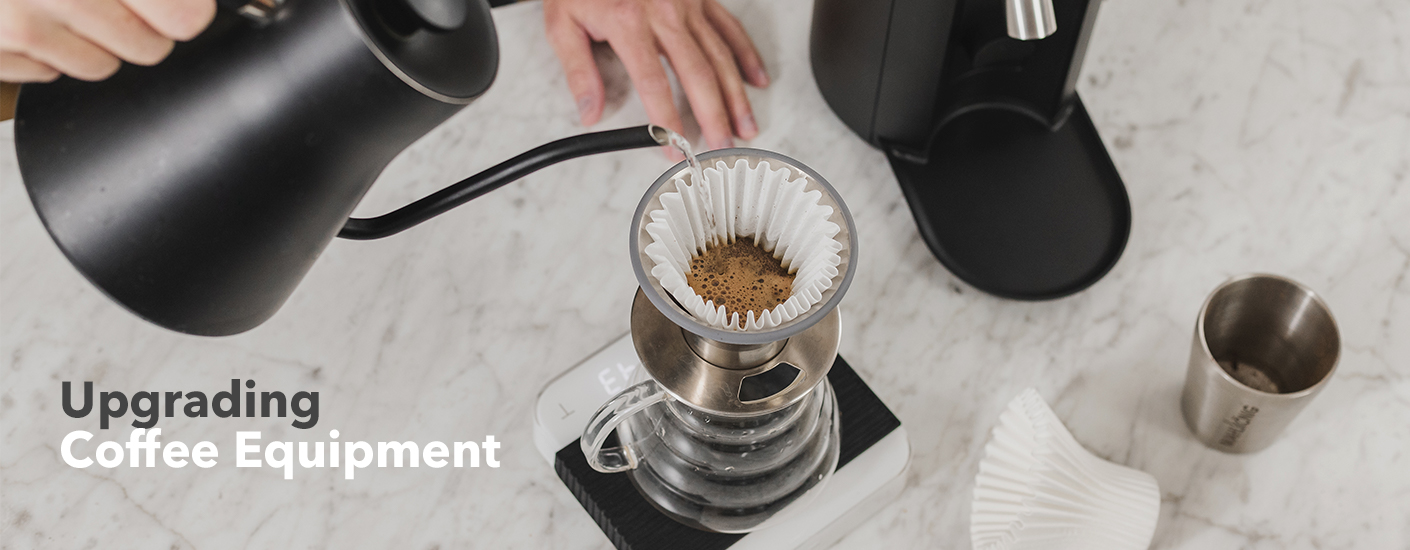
[
  {"xmin": 971, "ymin": 389, "xmax": 1160, "ymax": 550},
  {"xmin": 641, "ymin": 158, "xmax": 845, "ymax": 331}
]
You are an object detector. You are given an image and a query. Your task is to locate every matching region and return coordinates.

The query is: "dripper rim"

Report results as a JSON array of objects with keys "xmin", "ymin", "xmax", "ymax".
[{"xmin": 630, "ymin": 148, "xmax": 858, "ymax": 345}]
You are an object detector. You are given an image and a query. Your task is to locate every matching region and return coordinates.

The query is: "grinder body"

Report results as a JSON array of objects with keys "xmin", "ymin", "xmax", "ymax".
[{"xmin": 810, "ymin": 0, "xmax": 1131, "ymax": 300}]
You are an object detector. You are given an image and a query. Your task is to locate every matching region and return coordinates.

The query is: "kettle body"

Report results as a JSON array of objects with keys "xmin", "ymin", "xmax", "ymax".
[{"xmin": 13, "ymin": 0, "xmax": 499, "ymax": 335}]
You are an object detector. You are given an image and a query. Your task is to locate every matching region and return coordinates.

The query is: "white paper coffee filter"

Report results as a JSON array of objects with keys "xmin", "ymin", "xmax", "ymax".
[
  {"xmin": 642, "ymin": 158, "xmax": 844, "ymax": 331},
  {"xmin": 971, "ymin": 389, "xmax": 1160, "ymax": 550}
]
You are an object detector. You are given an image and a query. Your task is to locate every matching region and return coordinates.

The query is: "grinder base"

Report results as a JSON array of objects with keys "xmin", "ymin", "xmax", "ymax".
[
  {"xmin": 533, "ymin": 334, "xmax": 908, "ymax": 550},
  {"xmin": 890, "ymin": 96, "xmax": 1131, "ymax": 300}
]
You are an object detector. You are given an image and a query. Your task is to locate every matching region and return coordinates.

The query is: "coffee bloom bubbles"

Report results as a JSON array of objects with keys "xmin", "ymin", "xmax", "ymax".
[{"xmin": 59, "ymin": 380, "xmax": 501, "ymax": 479}]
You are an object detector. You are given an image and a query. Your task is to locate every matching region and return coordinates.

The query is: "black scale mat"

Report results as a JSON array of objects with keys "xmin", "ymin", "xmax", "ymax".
[{"xmin": 555, "ymin": 356, "xmax": 901, "ymax": 550}]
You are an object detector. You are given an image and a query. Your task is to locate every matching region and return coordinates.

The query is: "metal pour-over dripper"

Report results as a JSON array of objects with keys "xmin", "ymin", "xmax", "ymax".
[{"xmin": 628, "ymin": 148, "xmax": 859, "ymax": 416}]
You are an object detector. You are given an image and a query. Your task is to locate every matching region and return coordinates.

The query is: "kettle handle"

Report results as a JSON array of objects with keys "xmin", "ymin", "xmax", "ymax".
[
  {"xmin": 338, "ymin": 124, "xmax": 670, "ymax": 240},
  {"xmin": 217, "ymin": 0, "xmax": 284, "ymax": 22}
]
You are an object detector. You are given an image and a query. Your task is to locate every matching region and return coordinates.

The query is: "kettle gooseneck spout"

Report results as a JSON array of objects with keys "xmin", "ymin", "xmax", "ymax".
[{"xmin": 339, "ymin": 125, "xmax": 669, "ymax": 240}]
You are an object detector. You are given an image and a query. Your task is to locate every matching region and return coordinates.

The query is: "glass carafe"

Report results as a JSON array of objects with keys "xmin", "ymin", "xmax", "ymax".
[{"xmin": 582, "ymin": 355, "xmax": 839, "ymax": 533}]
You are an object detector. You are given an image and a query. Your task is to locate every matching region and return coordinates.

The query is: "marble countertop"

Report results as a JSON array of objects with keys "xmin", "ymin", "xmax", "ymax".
[{"xmin": 2, "ymin": 0, "xmax": 1407, "ymax": 547}]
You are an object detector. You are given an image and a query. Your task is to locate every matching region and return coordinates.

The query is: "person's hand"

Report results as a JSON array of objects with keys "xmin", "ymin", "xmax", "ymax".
[
  {"xmin": 0, "ymin": 0, "xmax": 216, "ymax": 83},
  {"xmin": 543, "ymin": 0, "xmax": 768, "ymax": 152}
]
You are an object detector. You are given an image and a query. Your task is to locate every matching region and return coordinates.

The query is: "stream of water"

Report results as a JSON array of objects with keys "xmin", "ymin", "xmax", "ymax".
[{"xmin": 662, "ymin": 129, "xmax": 717, "ymax": 242}]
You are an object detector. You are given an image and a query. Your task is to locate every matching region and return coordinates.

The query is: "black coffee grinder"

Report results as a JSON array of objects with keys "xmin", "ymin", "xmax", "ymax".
[{"xmin": 811, "ymin": 0, "xmax": 1130, "ymax": 299}]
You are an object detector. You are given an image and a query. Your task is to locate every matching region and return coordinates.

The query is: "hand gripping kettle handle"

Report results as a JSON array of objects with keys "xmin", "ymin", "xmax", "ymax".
[
  {"xmin": 338, "ymin": 125, "xmax": 670, "ymax": 240},
  {"xmin": 581, "ymin": 379, "xmax": 669, "ymax": 473}
]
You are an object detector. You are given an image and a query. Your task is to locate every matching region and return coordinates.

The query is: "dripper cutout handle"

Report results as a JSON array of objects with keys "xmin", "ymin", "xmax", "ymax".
[{"xmin": 581, "ymin": 379, "xmax": 669, "ymax": 473}]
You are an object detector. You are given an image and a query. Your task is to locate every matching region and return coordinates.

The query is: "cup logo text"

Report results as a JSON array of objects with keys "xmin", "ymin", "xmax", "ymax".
[{"xmin": 1218, "ymin": 405, "xmax": 1259, "ymax": 447}]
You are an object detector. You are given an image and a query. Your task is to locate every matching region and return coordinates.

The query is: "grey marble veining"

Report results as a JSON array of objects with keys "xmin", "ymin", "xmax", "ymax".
[{"xmin": 2, "ymin": 0, "xmax": 1407, "ymax": 548}]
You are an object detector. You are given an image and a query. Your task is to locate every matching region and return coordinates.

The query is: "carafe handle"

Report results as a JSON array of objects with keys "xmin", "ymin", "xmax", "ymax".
[{"xmin": 581, "ymin": 379, "xmax": 669, "ymax": 473}]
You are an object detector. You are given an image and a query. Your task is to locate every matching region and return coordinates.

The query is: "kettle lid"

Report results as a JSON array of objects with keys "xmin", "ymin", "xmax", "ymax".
[{"xmin": 345, "ymin": 0, "xmax": 498, "ymax": 103}]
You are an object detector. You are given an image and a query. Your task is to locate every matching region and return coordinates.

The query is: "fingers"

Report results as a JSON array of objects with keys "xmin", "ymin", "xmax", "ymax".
[
  {"xmin": 545, "ymin": 8, "xmax": 605, "ymax": 126},
  {"xmin": 0, "ymin": 0, "xmax": 205, "ymax": 83},
  {"xmin": 703, "ymin": 0, "xmax": 767, "ymax": 87},
  {"xmin": 606, "ymin": 10, "xmax": 685, "ymax": 143},
  {"xmin": 0, "ymin": 3, "xmax": 121, "ymax": 81},
  {"xmin": 120, "ymin": 0, "xmax": 216, "ymax": 41},
  {"xmin": 43, "ymin": 0, "xmax": 173, "ymax": 66},
  {"xmin": 547, "ymin": 0, "xmax": 765, "ymax": 151},
  {"xmin": 688, "ymin": 9, "xmax": 755, "ymax": 140},
  {"xmin": 647, "ymin": 1, "xmax": 732, "ymax": 150},
  {"xmin": 32, "ymin": 28, "xmax": 121, "ymax": 80},
  {"xmin": 0, "ymin": 51, "xmax": 59, "ymax": 82}
]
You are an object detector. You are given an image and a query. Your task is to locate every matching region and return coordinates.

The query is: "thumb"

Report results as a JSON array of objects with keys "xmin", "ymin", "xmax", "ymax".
[{"xmin": 545, "ymin": 11, "xmax": 605, "ymax": 126}]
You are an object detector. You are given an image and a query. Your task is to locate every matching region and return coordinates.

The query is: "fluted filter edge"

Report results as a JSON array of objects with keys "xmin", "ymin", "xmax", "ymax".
[{"xmin": 971, "ymin": 388, "xmax": 1160, "ymax": 550}]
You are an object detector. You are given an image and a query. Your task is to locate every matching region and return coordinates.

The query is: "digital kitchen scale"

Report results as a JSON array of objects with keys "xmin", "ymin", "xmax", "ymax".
[{"xmin": 534, "ymin": 334, "xmax": 910, "ymax": 550}]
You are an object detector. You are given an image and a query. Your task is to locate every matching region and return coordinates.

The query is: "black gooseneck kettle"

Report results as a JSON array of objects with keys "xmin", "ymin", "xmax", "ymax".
[{"xmin": 12, "ymin": 0, "xmax": 670, "ymax": 336}]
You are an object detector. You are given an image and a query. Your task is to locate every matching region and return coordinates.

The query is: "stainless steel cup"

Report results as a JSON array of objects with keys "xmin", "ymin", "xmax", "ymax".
[{"xmin": 1181, "ymin": 274, "xmax": 1341, "ymax": 453}]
